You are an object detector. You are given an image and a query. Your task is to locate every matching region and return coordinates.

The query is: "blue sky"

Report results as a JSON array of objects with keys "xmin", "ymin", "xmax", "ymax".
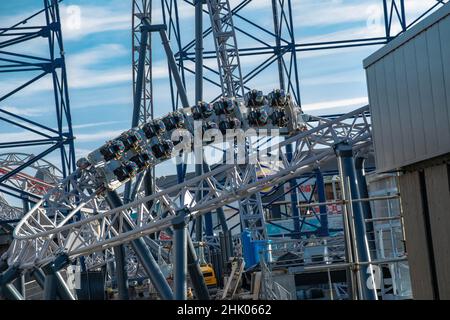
[{"xmin": 0, "ymin": 0, "xmax": 443, "ymax": 178}]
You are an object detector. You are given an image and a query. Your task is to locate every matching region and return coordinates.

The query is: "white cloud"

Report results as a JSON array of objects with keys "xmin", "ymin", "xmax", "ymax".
[
  {"xmin": 292, "ymin": 0, "xmax": 379, "ymax": 28},
  {"xmin": 301, "ymin": 69, "xmax": 363, "ymax": 86},
  {"xmin": 75, "ymin": 129, "xmax": 128, "ymax": 143},
  {"xmin": 0, "ymin": 130, "xmax": 42, "ymax": 144},
  {"xmin": 291, "ymin": 0, "xmax": 444, "ymax": 29},
  {"xmin": 59, "ymin": 4, "xmax": 130, "ymax": 40},
  {"xmin": 75, "ymin": 148, "xmax": 93, "ymax": 158},
  {"xmin": 70, "ymin": 120, "xmax": 127, "ymax": 130},
  {"xmin": 0, "ymin": 105, "xmax": 50, "ymax": 117}
]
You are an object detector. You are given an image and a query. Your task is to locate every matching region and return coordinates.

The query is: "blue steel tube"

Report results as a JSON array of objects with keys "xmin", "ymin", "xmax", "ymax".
[
  {"xmin": 132, "ymin": 26, "xmax": 149, "ymax": 127},
  {"xmin": 43, "ymin": 272, "xmax": 57, "ymax": 300},
  {"xmin": 31, "ymin": 267, "xmax": 73, "ymax": 300},
  {"xmin": 173, "ymin": 219, "xmax": 187, "ymax": 300},
  {"xmin": 158, "ymin": 28, "xmax": 190, "ymax": 108},
  {"xmin": 0, "ymin": 266, "xmax": 20, "ymax": 284},
  {"xmin": 30, "ymin": 268, "xmax": 46, "ymax": 289},
  {"xmin": 195, "ymin": 163, "xmax": 203, "ymax": 242},
  {"xmin": 165, "ymin": 226, "xmax": 210, "ymax": 300},
  {"xmin": 286, "ymin": 143, "xmax": 301, "ymax": 238},
  {"xmin": 335, "ymin": 142, "xmax": 377, "ymax": 300},
  {"xmin": 107, "ymin": 190, "xmax": 173, "ymax": 300},
  {"xmin": 195, "ymin": 0, "xmax": 204, "ymax": 104},
  {"xmin": 112, "ymin": 245, "xmax": 129, "ymax": 300},
  {"xmin": 355, "ymin": 156, "xmax": 377, "ymax": 259},
  {"xmin": 41, "ymin": 255, "xmax": 75, "ymax": 300},
  {"xmin": 315, "ymin": 169, "xmax": 329, "ymax": 236},
  {"xmin": 105, "ymin": 192, "xmax": 130, "ymax": 300}
]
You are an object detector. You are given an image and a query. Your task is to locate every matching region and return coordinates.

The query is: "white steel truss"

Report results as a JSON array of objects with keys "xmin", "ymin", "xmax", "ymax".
[
  {"xmin": 206, "ymin": 0, "xmax": 245, "ymax": 99},
  {"xmin": 2, "ymin": 106, "xmax": 372, "ymax": 270}
]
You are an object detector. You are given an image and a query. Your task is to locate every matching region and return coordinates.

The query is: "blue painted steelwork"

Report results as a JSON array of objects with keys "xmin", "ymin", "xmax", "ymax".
[
  {"xmin": 164, "ymin": 0, "xmax": 447, "ymax": 107},
  {"xmin": 160, "ymin": 0, "xmax": 446, "ymax": 242},
  {"xmin": 315, "ymin": 169, "xmax": 329, "ymax": 237},
  {"xmin": 161, "ymin": 0, "xmax": 187, "ymax": 111},
  {"xmin": 173, "ymin": 211, "xmax": 188, "ymax": 300},
  {"xmin": 285, "ymin": 143, "xmax": 301, "ymax": 238},
  {"xmin": 41, "ymin": 254, "xmax": 75, "ymax": 300},
  {"xmin": 335, "ymin": 141, "xmax": 377, "ymax": 300},
  {"xmin": 355, "ymin": 156, "xmax": 377, "ymax": 259},
  {"xmin": 107, "ymin": 190, "xmax": 174, "ymax": 300},
  {"xmin": 0, "ymin": 0, "xmax": 75, "ymax": 202},
  {"xmin": 105, "ymin": 191, "xmax": 130, "ymax": 300}
]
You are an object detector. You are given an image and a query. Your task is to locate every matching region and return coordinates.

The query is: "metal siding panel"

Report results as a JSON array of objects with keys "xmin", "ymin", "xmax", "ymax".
[
  {"xmin": 393, "ymin": 47, "xmax": 416, "ymax": 162},
  {"xmin": 366, "ymin": 68, "xmax": 384, "ymax": 170},
  {"xmin": 424, "ymin": 164, "xmax": 450, "ymax": 299},
  {"xmin": 414, "ymin": 32, "xmax": 439, "ymax": 156},
  {"xmin": 426, "ymin": 24, "xmax": 450, "ymax": 152},
  {"xmin": 438, "ymin": 17, "xmax": 450, "ymax": 143},
  {"xmin": 403, "ymin": 40, "xmax": 427, "ymax": 162},
  {"xmin": 383, "ymin": 53, "xmax": 405, "ymax": 166},
  {"xmin": 374, "ymin": 61, "xmax": 395, "ymax": 170}
]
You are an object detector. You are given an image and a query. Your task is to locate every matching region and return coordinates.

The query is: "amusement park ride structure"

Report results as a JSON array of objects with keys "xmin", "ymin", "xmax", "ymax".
[{"xmin": 0, "ymin": 0, "xmax": 447, "ymax": 300}]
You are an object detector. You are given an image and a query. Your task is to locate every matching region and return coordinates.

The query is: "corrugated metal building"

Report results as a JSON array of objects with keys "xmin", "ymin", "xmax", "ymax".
[
  {"xmin": 364, "ymin": 2, "xmax": 450, "ymax": 173},
  {"xmin": 364, "ymin": 2, "xmax": 450, "ymax": 300}
]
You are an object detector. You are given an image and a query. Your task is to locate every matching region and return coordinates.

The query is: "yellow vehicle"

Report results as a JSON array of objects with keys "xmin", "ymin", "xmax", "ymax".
[
  {"xmin": 200, "ymin": 263, "xmax": 218, "ymax": 290},
  {"xmin": 198, "ymin": 243, "xmax": 218, "ymax": 294}
]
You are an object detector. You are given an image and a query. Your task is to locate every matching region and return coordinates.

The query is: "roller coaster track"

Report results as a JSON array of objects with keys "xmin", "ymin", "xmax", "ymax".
[{"xmin": 2, "ymin": 105, "xmax": 371, "ymax": 270}]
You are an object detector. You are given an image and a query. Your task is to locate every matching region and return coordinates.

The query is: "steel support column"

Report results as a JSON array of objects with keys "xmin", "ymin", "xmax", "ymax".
[
  {"xmin": 30, "ymin": 268, "xmax": 45, "ymax": 289},
  {"xmin": 112, "ymin": 245, "xmax": 129, "ymax": 299},
  {"xmin": 355, "ymin": 156, "xmax": 377, "ymax": 259},
  {"xmin": 165, "ymin": 225, "xmax": 210, "ymax": 300},
  {"xmin": 335, "ymin": 142, "xmax": 377, "ymax": 300},
  {"xmin": 286, "ymin": 143, "xmax": 301, "ymax": 238},
  {"xmin": 195, "ymin": 0, "xmax": 204, "ymax": 104},
  {"xmin": 152, "ymin": 24, "xmax": 190, "ymax": 108},
  {"xmin": 315, "ymin": 169, "xmax": 329, "ymax": 237},
  {"xmin": 107, "ymin": 190, "xmax": 173, "ymax": 300},
  {"xmin": 173, "ymin": 212, "xmax": 188, "ymax": 300},
  {"xmin": 13, "ymin": 274, "xmax": 25, "ymax": 297},
  {"xmin": 41, "ymin": 255, "xmax": 75, "ymax": 300},
  {"xmin": 145, "ymin": 22, "xmax": 190, "ymax": 184},
  {"xmin": 105, "ymin": 191, "xmax": 130, "ymax": 300}
]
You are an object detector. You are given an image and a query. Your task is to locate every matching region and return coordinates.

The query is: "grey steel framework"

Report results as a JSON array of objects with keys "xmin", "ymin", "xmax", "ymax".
[
  {"xmin": 1, "ymin": 0, "xmax": 446, "ymax": 301},
  {"xmin": 206, "ymin": 0, "xmax": 245, "ymax": 99},
  {"xmin": 0, "ymin": 0, "xmax": 76, "ymax": 204},
  {"xmin": 203, "ymin": 0, "xmax": 267, "ymax": 240},
  {"xmin": 0, "ymin": 105, "xmax": 370, "ymax": 287},
  {"xmin": 132, "ymin": 0, "xmax": 154, "ymax": 125},
  {"xmin": 160, "ymin": 0, "xmax": 448, "ymax": 240}
]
